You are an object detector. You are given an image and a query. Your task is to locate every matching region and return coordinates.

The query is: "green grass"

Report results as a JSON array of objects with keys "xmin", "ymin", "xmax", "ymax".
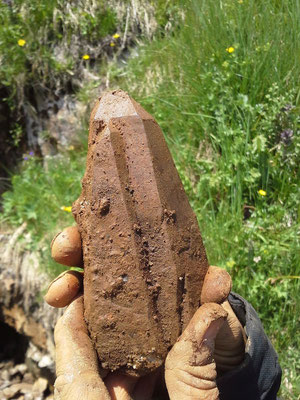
[
  {"xmin": 1, "ymin": 148, "xmax": 86, "ymax": 277},
  {"xmin": 112, "ymin": 1, "xmax": 300, "ymax": 398},
  {"xmin": 0, "ymin": 0, "xmax": 299, "ymax": 398},
  {"xmin": 0, "ymin": 0, "xmax": 117, "ymax": 94},
  {"xmin": 0, "ymin": 0, "xmax": 183, "ymax": 164}
]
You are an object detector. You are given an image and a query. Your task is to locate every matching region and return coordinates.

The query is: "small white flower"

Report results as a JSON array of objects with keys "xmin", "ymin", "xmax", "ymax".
[{"xmin": 253, "ymin": 256, "xmax": 261, "ymax": 263}]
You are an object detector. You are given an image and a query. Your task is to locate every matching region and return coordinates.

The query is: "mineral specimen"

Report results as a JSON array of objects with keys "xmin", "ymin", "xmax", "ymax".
[{"xmin": 72, "ymin": 90, "xmax": 209, "ymax": 376}]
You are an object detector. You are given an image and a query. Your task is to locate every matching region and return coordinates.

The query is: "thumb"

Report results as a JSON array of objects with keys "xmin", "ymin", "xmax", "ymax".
[
  {"xmin": 54, "ymin": 296, "xmax": 110, "ymax": 400},
  {"xmin": 165, "ymin": 303, "xmax": 227, "ymax": 400}
]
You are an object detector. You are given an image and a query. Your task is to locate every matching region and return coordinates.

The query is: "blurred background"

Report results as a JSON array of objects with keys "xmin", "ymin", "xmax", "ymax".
[{"xmin": 0, "ymin": 0, "xmax": 299, "ymax": 399}]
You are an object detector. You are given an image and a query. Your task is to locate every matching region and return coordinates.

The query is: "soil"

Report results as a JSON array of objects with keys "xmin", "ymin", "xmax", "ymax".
[{"xmin": 72, "ymin": 90, "xmax": 209, "ymax": 376}]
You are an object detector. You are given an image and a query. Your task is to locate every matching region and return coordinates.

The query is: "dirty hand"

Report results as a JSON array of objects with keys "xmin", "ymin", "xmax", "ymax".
[{"xmin": 46, "ymin": 226, "xmax": 246, "ymax": 400}]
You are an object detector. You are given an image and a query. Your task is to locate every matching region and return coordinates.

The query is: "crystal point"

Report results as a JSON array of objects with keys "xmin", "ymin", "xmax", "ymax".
[{"xmin": 73, "ymin": 90, "xmax": 209, "ymax": 375}]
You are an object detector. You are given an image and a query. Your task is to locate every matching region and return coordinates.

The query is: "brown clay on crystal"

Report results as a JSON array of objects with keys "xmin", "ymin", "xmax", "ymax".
[{"xmin": 72, "ymin": 90, "xmax": 209, "ymax": 376}]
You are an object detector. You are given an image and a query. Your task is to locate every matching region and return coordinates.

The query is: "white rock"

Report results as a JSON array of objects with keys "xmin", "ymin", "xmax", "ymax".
[
  {"xmin": 38, "ymin": 355, "xmax": 52, "ymax": 369},
  {"xmin": 32, "ymin": 377, "xmax": 48, "ymax": 394}
]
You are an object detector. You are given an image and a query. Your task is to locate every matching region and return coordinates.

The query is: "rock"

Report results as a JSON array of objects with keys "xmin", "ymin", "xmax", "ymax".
[
  {"xmin": 19, "ymin": 383, "xmax": 33, "ymax": 394},
  {"xmin": 3, "ymin": 279, "xmax": 14, "ymax": 293},
  {"xmin": 3, "ymin": 382, "xmax": 32, "ymax": 398},
  {"xmin": 1, "ymin": 369, "xmax": 10, "ymax": 381},
  {"xmin": 10, "ymin": 363, "xmax": 27, "ymax": 377},
  {"xmin": 7, "ymin": 374, "xmax": 21, "ymax": 385},
  {"xmin": 45, "ymin": 95, "xmax": 87, "ymax": 153},
  {"xmin": 26, "ymin": 343, "xmax": 55, "ymax": 384},
  {"xmin": 32, "ymin": 377, "xmax": 48, "ymax": 395},
  {"xmin": 0, "ymin": 360, "xmax": 14, "ymax": 370},
  {"xmin": 23, "ymin": 372, "xmax": 34, "ymax": 384},
  {"xmin": 0, "ymin": 225, "xmax": 63, "ymax": 385},
  {"xmin": 73, "ymin": 90, "xmax": 209, "ymax": 375},
  {"xmin": 2, "ymin": 385, "xmax": 21, "ymax": 398},
  {"xmin": 37, "ymin": 355, "xmax": 52, "ymax": 370}
]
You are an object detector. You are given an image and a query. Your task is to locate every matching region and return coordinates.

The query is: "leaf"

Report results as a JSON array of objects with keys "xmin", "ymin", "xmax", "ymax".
[
  {"xmin": 27, "ymin": 210, "xmax": 37, "ymax": 220},
  {"xmin": 252, "ymin": 135, "xmax": 267, "ymax": 153}
]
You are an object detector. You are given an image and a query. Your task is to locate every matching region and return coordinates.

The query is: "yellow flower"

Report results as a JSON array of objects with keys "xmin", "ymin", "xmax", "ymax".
[
  {"xmin": 110, "ymin": 42, "xmax": 116, "ymax": 47},
  {"xmin": 113, "ymin": 33, "xmax": 120, "ymax": 39},
  {"xmin": 61, "ymin": 206, "xmax": 72, "ymax": 212},
  {"xmin": 258, "ymin": 189, "xmax": 267, "ymax": 196},
  {"xmin": 238, "ymin": 0, "xmax": 243, "ymax": 3},
  {"xmin": 222, "ymin": 61, "xmax": 229, "ymax": 68},
  {"xmin": 82, "ymin": 54, "xmax": 90, "ymax": 60},
  {"xmin": 226, "ymin": 259, "xmax": 236, "ymax": 269},
  {"xmin": 18, "ymin": 39, "xmax": 26, "ymax": 47},
  {"xmin": 68, "ymin": 145, "xmax": 75, "ymax": 151},
  {"xmin": 226, "ymin": 46, "xmax": 235, "ymax": 53}
]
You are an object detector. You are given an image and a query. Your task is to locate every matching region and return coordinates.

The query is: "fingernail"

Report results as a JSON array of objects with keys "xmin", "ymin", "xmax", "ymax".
[
  {"xmin": 44, "ymin": 270, "xmax": 83, "ymax": 308},
  {"xmin": 182, "ymin": 303, "xmax": 228, "ymax": 343},
  {"xmin": 50, "ymin": 231, "xmax": 62, "ymax": 250}
]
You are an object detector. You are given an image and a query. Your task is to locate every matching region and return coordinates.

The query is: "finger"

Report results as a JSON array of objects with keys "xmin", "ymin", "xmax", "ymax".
[
  {"xmin": 105, "ymin": 373, "xmax": 138, "ymax": 400},
  {"xmin": 201, "ymin": 266, "xmax": 232, "ymax": 304},
  {"xmin": 165, "ymin": 303, "xmax": 227, "ymax": 400},
  {"xmin": 131, "ymin": 369, "xmax": 160, "ymax": 400},
  {"xmin": 51, "ymin": 226, "xmax": 83, "ymax": 267},
  {"xmin": 44, "ymin": 270, "xmax": 83, "ymax": 308},
  {"xmin": 105, "ymin": 367, "xmax": 160, "ymax": 400},
  {"xmin": 214, "ymin": 300, "xmax": 246, "ymax": 373},
  {"xmin": 54, "ymin": 296, "xmax": 110, "ymax": 400}
]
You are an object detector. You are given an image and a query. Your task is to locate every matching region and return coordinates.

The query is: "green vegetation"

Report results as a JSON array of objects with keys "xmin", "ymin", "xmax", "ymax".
[
  {"xmin": 0, "ymin": 0, "xmax": 117, "ymax": 98},
  {"xmin": 1, "ymin": 148, "xmax": 86, "ymax": 276},
  {"xmin": 115, "ymin": 1, "xmax": 300, "ymax": 397},
  {"xmin": 0, "ymin": 0, "xmax": 299, "ymax": 398}
]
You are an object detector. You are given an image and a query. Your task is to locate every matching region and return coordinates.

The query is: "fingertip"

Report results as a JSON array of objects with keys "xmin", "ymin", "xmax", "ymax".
[
  {"xmin": 182, "ymin": 303, "xmax": 228, "ymax": 343},
  {"xmin": 132, "ymin": 368, "xmax": 161, "ymax": 400},
  {"xmin": 44, "ymin": 270, "xmax": 83, "ymax": 308},
  {"xmin": 201, "ymin": 266, "xmax": 232, "ymax": 304},
  {"xmin": 51, "ymin": 226, "xmax": 83, "ymax": 267},
  {"xmin": 105, "ymin": 373, "xmax": 138, "ymax": 400}
]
